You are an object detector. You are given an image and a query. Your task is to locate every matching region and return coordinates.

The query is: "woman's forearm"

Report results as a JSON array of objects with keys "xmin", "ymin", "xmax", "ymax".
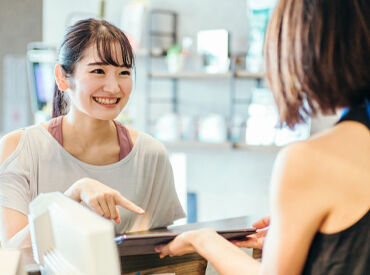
[{"xmin": 190, "ymin": 229, "xmax": 261, "ymax": 275}]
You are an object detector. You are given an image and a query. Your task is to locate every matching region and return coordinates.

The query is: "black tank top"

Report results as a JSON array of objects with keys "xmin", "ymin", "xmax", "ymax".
[{"xmin": 302, "ymin": 102, "xmax": 370, "ymax": 275}]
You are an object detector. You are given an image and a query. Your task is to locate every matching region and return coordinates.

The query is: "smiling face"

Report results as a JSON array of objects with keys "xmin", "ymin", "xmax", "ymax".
[{"xmin": 65, "ymin": 43, "xmax": 133, "ymax": 121}]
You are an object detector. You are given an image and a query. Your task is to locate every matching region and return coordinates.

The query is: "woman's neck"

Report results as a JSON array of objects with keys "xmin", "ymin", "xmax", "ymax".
[{"xmin": 63, "ymin": 110, "xmax": 117, "ymax": 148}]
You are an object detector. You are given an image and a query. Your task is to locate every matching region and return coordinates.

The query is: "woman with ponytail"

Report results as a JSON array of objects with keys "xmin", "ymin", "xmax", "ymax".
[{"xmin": 0, "ymin": 18, "xmax": 185, "ymax": 247}]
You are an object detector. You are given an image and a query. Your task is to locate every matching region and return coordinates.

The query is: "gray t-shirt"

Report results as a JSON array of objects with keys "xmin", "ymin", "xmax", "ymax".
[{"xmin": 0, "ymin": 124, "xmax": 185, "ymax": 233}]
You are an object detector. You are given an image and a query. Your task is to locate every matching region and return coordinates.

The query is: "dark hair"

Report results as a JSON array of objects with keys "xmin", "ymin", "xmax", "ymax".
[
  {"xmin": 52, "ymin": 18, "xmax": 135, "ymax": 118},
  {"xmin": 265, "ymin": 0, "xmax": 370, "ymax": 127}
]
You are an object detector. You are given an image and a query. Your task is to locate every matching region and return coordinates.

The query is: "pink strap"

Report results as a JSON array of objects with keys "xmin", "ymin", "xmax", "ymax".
[
  {"xmin": 113, "ymin": 121, "xmax": 133, "ymax": 160},
  {"xmin": 48, "ymin": 117, "xmax": 133, "ymax": 161},
  {"xmin": 48, "ymin": 116, "xmax": 63, "ymax": 145}
]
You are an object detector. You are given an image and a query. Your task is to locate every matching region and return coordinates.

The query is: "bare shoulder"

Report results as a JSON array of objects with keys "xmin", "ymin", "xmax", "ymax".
[
  {"xmin": 272, "ymin": 123, "xmax": 370, "ymax": 210},
  {"xmin": 272, "ymin": 141, "xmax": 317, "ymax": 185},
  {"xmin": 307, "ymin": 122, "xmax": 370, "ymax": 174},
  {"xmin": 0, "ymin": 130, "xmax": 25, "ymax": 166},
  {"xmin": 274, "ymin": 122, "xmax": 369, "ymax": 187}
]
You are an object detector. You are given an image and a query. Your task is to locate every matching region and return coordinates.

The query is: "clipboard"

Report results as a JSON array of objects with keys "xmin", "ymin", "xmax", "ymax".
[{"xmin": 116, "ymin": 216, "xmax": 256, "ymax": 256}]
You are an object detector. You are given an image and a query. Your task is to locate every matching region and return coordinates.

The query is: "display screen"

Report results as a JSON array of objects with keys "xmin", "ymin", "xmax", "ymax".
[{"xmin": 33, "ymin": 62, "xmax": 55, "ymax": 109}]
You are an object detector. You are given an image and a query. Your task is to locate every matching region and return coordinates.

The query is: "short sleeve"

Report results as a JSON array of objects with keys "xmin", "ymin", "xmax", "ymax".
[
  {"xmin": 111, "ymin": 133, "xmax": 186, "ymax": 234},
  {"xmin": 0, "ymin": 133, "xmax": 32, "ymax": 215},
  {"xmin": 145, "ymin": 148, "xmax": 186, "ymax": 229}
]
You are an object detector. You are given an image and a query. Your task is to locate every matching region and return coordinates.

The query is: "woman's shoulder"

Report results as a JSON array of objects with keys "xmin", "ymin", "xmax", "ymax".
[
  {"xmin": 273, "ymin": 124, "xmax": 370, "ymax": 199},
  {"xmin": 280, "ymin": 121, "xmax": 369, "ymax": 167},
  {"xmin": 0, "ymin": 124, "xmax": 50, "ymax": 167},
  {"xmin": 0, "ymin": 129, "xmax": 25, "ymax": 166}
]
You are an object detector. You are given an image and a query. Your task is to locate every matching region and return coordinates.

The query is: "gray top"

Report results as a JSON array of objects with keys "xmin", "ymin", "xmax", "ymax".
[{"xmin": 0, "ymin": 124, "xmax": 185, "ymax": 233}]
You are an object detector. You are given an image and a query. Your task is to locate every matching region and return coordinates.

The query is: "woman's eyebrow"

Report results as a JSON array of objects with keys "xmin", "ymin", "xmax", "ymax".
[
  {"xmin": 87, "ymin": 62, "xmax": 107, "ymax": 66},
  {"xmin": 87, "ymin": 62, "xmax": 130, "ymax": 68}
]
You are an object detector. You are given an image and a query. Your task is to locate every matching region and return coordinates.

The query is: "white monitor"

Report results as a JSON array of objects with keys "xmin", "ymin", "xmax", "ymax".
[{"xmin": 28, "ymin": 192, "xmax": 120, "ymax": 275}]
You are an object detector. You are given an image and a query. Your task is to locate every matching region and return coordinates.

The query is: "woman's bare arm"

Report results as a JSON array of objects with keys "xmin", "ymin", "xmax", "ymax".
[
  {"xmin": 157, "ymin": 142, "xmax": 331, "ymax": 275},
  {"xmin": 0, "ymin": 130, "xmax": 30, "ymax": 245},
  {"xmin": 260, "ymin": 142, "xmax": 330, "ymax": 274}
]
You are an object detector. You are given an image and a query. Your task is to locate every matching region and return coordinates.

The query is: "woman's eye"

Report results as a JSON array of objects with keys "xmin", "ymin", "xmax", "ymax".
[
  {"xmin": 91, "ymin": 69, "xmax": 104, "ymax": 74},
  {"xmin": 120, "ymin": 70, "xmax": 131, "ymax": 76}
]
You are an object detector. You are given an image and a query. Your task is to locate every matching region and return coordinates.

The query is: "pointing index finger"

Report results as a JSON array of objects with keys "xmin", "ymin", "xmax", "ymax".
[{"xmin": 114, "ymin": 193, "xmax": 145, "ymax": 215}]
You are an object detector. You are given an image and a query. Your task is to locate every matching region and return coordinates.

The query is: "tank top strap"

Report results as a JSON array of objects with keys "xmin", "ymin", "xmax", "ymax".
[
  {"xmin": 48, "ymin": 116, "xmax": 63, "ymax": 145},
  {"xmin": 48, "ymin": 117, "xmax": 132, "ymax": 160},
  {"xmin": 338, "ymin": 98, "xmax": 370, "ymax": 129},
  {"xmin": 113, "ymin": 120, "xmax": 133, "ymax": 161}
]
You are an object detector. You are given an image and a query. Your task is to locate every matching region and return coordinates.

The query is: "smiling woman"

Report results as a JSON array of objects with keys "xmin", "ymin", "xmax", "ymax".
[
  {"xmin": 0, "ymin": 19, "xmax": 185, "ymax": 248},
  {"xmin": 54, "ymin": 42, "xmax": 133, "ymax": 121}
]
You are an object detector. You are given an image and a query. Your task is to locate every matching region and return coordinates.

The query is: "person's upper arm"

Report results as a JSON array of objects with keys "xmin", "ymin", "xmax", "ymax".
[
  {"xmin": 0, "ymin": 130, "xmax": 24, "ymax": 165},
  {"xmin": 260, "ymin": 142, "xmax": 331, "ymax": 275},
  {"xmin": 0, "ymin": 130, "xmax": 29, "ymax": 242}
]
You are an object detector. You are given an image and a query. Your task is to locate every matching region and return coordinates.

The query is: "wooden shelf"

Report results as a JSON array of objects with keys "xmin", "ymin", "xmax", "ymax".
[
  {"xmin": 149, "ymin": 71, "xmax": 232, "ymax": 79},
  {"xmin": 149, "ymin": 70, "xmax": 265, "ymax": 80}
]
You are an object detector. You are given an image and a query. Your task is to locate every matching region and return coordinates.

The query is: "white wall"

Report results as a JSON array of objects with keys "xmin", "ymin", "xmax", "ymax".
[{"xmin": 0, "ymin": 0, "xmax": 42, "ymax": 133}]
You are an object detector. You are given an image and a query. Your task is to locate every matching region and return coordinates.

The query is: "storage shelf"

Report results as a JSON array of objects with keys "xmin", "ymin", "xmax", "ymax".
[
  {"xmin": 149, "ymin": 70, "xmax": 265, "ymax": 80},
  {"xmin": 234, "ymin": 70, "xmax": 265, "ymax": 79},
  {"xmin": 149, "ymin": 71, "xmax": 232, "ymax": 79}
]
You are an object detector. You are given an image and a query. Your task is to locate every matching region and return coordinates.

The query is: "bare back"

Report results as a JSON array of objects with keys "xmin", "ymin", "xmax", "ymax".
[{"xmin": 306, "ymin": 120, "xmax": 370, "ymax": 233}]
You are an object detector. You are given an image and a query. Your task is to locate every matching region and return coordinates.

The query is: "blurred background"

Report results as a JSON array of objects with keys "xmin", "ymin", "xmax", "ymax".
[{"xmin": 0, "ymin": 0, "xmax": 339, "ymax": 224}]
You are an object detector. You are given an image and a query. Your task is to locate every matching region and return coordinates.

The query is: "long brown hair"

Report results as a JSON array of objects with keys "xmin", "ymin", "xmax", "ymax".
[
  {"xmin": 52, "ymin": 18, "xmax": 135, "ymax": 118},
  {"xmin": 265, "ymin": 0, "xmax": 370, "ymax": 127}
]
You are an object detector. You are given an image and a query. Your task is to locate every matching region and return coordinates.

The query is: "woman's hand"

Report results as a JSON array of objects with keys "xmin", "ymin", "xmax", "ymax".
[
  {"xmin": 155, "ymin": 228, "xmax": 215, "ymax": 258},
  {"xmin": 232, "ymin": 216, "xmax": 270, "ymax": 250},
  {"xmin": 65, "ymin": 177, "xmax": 144, "ymax": 224}
]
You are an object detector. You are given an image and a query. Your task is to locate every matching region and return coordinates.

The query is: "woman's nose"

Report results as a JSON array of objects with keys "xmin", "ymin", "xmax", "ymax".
[{"xmin": 103, "ymin": 74, "xmax": 120, "ymax": 93}]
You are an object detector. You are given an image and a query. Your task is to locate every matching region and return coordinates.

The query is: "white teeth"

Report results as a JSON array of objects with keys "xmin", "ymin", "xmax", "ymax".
[{"xmin": 94, "ymin": 97, "xmax": 118, "ymax": 104}]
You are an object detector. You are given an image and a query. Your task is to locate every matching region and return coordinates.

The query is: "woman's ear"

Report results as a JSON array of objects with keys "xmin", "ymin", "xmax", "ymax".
[{"xmin": 54, "ymin": 64, "xmax": 69, "ymax": 91}]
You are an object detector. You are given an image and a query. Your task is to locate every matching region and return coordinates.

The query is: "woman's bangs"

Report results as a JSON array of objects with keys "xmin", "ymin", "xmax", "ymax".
[{"xmin": 95, "ymin": 34, "xmax": 134, "ymax": 68}]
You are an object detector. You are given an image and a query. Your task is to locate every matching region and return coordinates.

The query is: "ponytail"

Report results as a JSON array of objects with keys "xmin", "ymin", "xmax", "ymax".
[{"xmin": 52, "ymin": 83, "xmax": 69, "ymax": 118}]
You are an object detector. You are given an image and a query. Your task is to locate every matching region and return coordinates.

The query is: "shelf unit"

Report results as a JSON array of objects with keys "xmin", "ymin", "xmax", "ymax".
[
  {"xmin": 149, "ymin": 71, "xmax": 232, "ymax": 79},
  {"xmin": 145, "ymin": 9, "xmax": 178, "ymax": 130},
  {"xmin": 146, "ymin": 68, "xmax": 265, "ymax": 138},
  {"xmin": 144, "ymin": 9, "xmax": 269, "ymax": 148}
]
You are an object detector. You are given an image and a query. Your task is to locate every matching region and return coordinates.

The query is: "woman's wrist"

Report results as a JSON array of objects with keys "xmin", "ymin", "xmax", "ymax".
[
  {"xmin": 64, "ymin": 179, "xmax": 84, "ymax": 202},
  {"xmin": 188, "ymin": 228, "xmax": 218, "ymax": 251}
]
